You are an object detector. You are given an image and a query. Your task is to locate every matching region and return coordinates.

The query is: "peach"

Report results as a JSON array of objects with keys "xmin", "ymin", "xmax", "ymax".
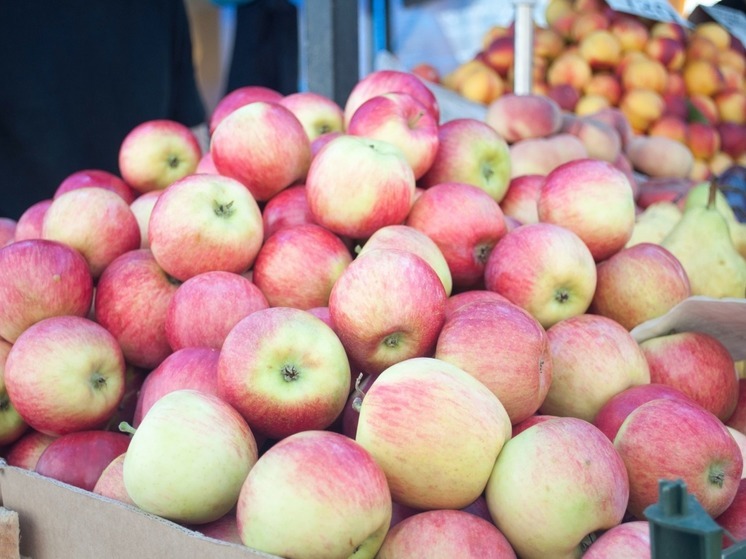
[
  {"xmin": 574, "ymin": 0, "xmax": 607, "ymax": 12},
  {"xmin": 591, "ymin": 107, "xmax": 635, "ymax": 150},
  {"xmin": 481, "ymin": 25, "xmax": 512, "ymax": 50},
  {"xmin": 721, "ymin": 65, "xmax": 745, "ymax": 91},
  {"xmin": 719, "ymin": 49, "xmax": 746, "ymax": 76},
  {"xmin": 649, "ymin": 21, "xmax": 688, "ymax": 45},
  {"xmin": 458, "ymin": 64, "xmax": 505, "ymax": 105},
  {"xmin": 560, "ymin": 114, "xmax": 622, "ymax": 162},
  {"xmin": 644, "ymin": 36, "xmax": 686, "ymax": 71},
  {"xmin": 574, "ymin": 94, "xmax": 611, "ymax": 116},
  {"xmin": 686, "ymin": 35, "xmax": 720, "ymax": 64},
  {"xmin": 619, "ymin": 88, "xmax": 666, "ymax": 133},
  {"xmin": 547, "ymin": 84, "xmax": 580, "ymax": 111},
  {"xmin": 683, "ymin": 60, "xmax": 725, "ymax": 97},
  {"xmin": 485, "ymin": 93, "xmax": 563, "ymax": 143},
  {"xmin": 718, "ymin": 122, "xmax": 746, "ymax": 159},
  {"xmin": 570, "ymin": 11, "xmax": 609, "ymax": 42},
  {"xmin": 716, "ymin": 89, "xmax": 746, "ymax": 125},
  {"xmin": 690, "ymin": 94, "xmax": 719, "ymax": 125},
  {"xmin": 609, "ymin": 15, "xmax": 649, "ymax": 53},
  {"xmin": 547, "ymin": 51, "xmax": 592, "ymax": 90},
  {"xmin": 687, "ymin": 122, "xmax": 721, "ymax": 160},
  {"xmin": 548, "ymin": 132, "xmax": 593, "ymax": 167},
  {"xmin": 709, "ymin": 151, "xmax": 734, "ymax": 176},
  {"xmin": 621, "ymin": 56, "xmax": 669, "ymax": 94},
  {"xmin": 583, "ymin": 72, "xmax": 622, "ymax": 105},
  {"xmin": 509, "ymin": 134, "xmax": 588, "ymax": 178},
  {"xmin": 545, "ymin": 0, "xmax": 574, "ymax": 28},
  {"xmin": 694, "ymin": 21, "xmax": 731, "ymax": 51},
  {"xmin": 500, "ymin": 174, "xmax": 544, "ymax": 224},
  {"xmin": 649, "ymin": 115, "xmax": 688, "ymax": 144},
  {"xmin": 579, "ymin": 29, "xmax": 622, "ymax": 71},
  {"xmin": 481, "ymin": 36, "xmax": 514, "ymax": 78},
  {"xmin": 534, "ymin": 27, "xmax": 565, "ymax": 61},
  {"xmin": 625, "ymin": 135, "xmax": 694, "ymax": 179},
  {"xmin": 550, "ymin": 12, "xmax": 578, "ymax": 41},
  {"xmin": 411, "ymin": 63, "xmax": 440, "ymax": 84},
  {"xmin": 663, "ymin": 72, "xmax": 686, "ymax": 96},
  {"xmin": 441, "ymin": 59, "xmax": 484, "ymax": 90},
  {"xmin": 688, "ymin": 158, "xmax": 713, "ymax": 181},
  {"xmin": 662, "ymin": 94, "xmax": 689, "ymax": 120}
]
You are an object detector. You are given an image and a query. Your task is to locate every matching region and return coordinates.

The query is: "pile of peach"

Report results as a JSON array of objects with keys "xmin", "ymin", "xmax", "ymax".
[{"xmin": 424, "ymin": 0, "xmax": 745, "ymax": 182}]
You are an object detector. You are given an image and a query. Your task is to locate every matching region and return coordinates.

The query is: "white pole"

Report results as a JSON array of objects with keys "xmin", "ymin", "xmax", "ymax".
[{"xmin": 512, "ymin": 0, "xmax": 537, "ymax": 96}]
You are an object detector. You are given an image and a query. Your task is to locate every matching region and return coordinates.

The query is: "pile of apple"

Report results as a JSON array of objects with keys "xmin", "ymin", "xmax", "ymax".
[
  {"xmin": 425, "ymin": 0, "xmax": 746, "ymax": 182},
  {"xmin": 1, "ymin": 67, "xmax": 746, "ymax": 559}
]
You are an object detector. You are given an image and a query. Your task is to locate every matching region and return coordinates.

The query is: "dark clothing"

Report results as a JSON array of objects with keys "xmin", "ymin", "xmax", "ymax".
[{"xmin": 0, "ymin": 1, "xmax": 206, "ymax": 220}]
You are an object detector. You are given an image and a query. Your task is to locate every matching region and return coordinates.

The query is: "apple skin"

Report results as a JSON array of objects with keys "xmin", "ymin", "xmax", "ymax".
[
  {"xmin": 305, "ymin": 135, "xmax": 416, "ymax": 240},
  {"xmin": 589, "ymin": 242, "xmax": 691, "ymax": 330},
  {"xmin": 118, "ymin": 119, "xmax": 202, "ymax": 193},
  {"xmin": 218, "ymin": 307, "xmax": 351, "ymax": 440},
  {"xmin": 278, "ymin": 91, "xmax": 344, "ymax": 142},
  {"xmin": 93, "ymin": 453, "xmax": 134, "ymax": 505},
  {"xmin": 328, "ymin": 249, "xmax": 447, "ymax": 376},
  {"xmin": 727, "ymin": 379, "xmax": 746, "ymax": 435},
  {"xmin": 129, "ymin": 190, "xmax": 162, "ymax": 249},
  {"xmin": 41, "ymin": 187, "xmax": 141, "ymax": 278},
  {"xmin": 94, "ymin": 249, "xmax": 180, "ymax": 370},
  {"xmin": 499, "ymin": 174, "xmax": 544, "ymax": 225},
  {"xmin": 5, "ymin": 429, "xmax": 57, "ymax": 470},
  {"xmin": 377, "ymin": 510, "xmax": 517, "ymax": 559},
  {"xmin": 0, "ymin": 239, "xmax": 93, "ymax": 343},
  {"xmin": 148, "ymin": 175, "xmax": 263, "ymax": 282},
  {"xmin": 356, "ymin": 357, "xmax": 512, "ymax": 510},
  {"xmin": 208, "ymin": 85, "xmax": 283, "ymax": 135},
  {"xmin": 582, "ymin": 520, "xmax": 651, "ymax": 559},
  {"xmin": 0, "ymin": 218, "xmax": 15, "ymax": 247},
  {"xmin": 614, "ymin": 397, "xmax": 743, "ymax": 519},
  {"xmin": 237, "ymin": 430, "xmax": 392, "ymax": 559},
  {"xmin": 484, "ymin": 223, "xmax": 598, "ymax": 329},
  {"xmin": 347, "ymin": 92, "xmax": 440, "ymax": 180},
  {"xmin": 486, "ymin": 417, "xmax": 630, "ymax": 559},
  {"xmin": 434, "ymin": 299, "xmax": 552, "ymax": 424},
  {"xmin": 594, "ymin": 383, "xmax": 695, "ymax": 441},
  {"xmin": 716, "ymin": 479, "xmax": 746, "ymax": 549},
  {"xmin": 55, "ymin": 169, "xmax": 137, "ymax": 204},
  {"xmin": 133, "ymin": 347, "xmax": 220, "ymax": 427},
  {"xmin": 34, "ymin": 430, "xmax": 130, "ymax": 491},
  {"xmin": 210, "ymin": 101, "xmax": 311, "ymax": 202},
  {"xmin": 539, "ymin": 314, "xmax": 651, "ymax": 422},
  {"xmin": 14, "ymin": 199, "xmax": 52, "ymax": 241},
  {"xmin": 194, "ymin": 512, "xmax": 242, "ymax": 545},
  {"xmin": 123, "ymin": 389, "xmax": 258, "ymax": 525},
  {"xmin": 5, "ymin": 316, "xmax": 126, "ymax": 436},
  {"xmin": 0, "ymin": 339, "xmax": 26, "ymax": 446},
  {"xmin": 252, "ymin": 223, "xmax": 353, "ymax": 310},
  {"xmin": 538, "ymin": 158, "xmax": 636, "ymax": 262},
  {"xmin": 165, "ymin": 270, "xmax": 269, "ymax": 351},
  {"xmin": 343, "ymin": 69, "xmax": 440, "ymax": 127},
  {"xmin": 418, "ymin": 118, "xmax": 512, "ymax": 203},
  {"xmin": 261, "ymin": 184, "xmax": 315, "ymax": 241},
  {"xmin": 511, "ymin": 414, "xmax": 559, "ymax": 437},
  {"xmin": 639, "ymin": 331, "xmax": 739, "ymax": 422},
  {"xmin": 406, "ymin": 182, "xmax": 507, "ymax": 290}
]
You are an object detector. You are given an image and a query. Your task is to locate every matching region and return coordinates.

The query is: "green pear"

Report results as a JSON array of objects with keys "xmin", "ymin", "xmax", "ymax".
[
  {"xmin": 685, "ymin": 181, "xmax": 746, "ymax": 259},
  {"xmin": 625, "ymin": 201, "xmax": 682, "ymax": 248},
  {"xmin": 661, "ymin": 181, "xmax": 746, "ymax": 298}
]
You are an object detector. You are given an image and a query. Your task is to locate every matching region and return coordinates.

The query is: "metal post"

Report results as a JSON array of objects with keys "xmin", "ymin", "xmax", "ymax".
[{"xmin": 512, "ymin": 0, "xmax": 536, "ymax": 96}]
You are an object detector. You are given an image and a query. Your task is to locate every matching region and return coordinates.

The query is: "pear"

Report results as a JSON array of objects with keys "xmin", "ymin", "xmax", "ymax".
[
  {"xmin": 684, "ymin": 181, "xmax": 746, "ymax": 259},
  {"xmin": 625, "ymin": 201, "xmax": 682, "ymax": 247},
  {"xmin": 661, "ymin": 180, "xmax": 746, "ymax": 299}
]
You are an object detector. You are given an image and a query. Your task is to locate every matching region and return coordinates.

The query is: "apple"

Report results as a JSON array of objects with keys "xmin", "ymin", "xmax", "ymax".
[
  {"xmin": 0, "ymin": 239, "xmax": 93, "ymax": 343},
  {"xmin": 5, "ymin": 316, "xmax": 125, "ymax": 436},
  {"xmin": 193, "ymin": 512, "xmax": 242, "ymax": 545},
  {"xmin": 35, "ymin": 430, "xmax": 130, "ymax": 491},
  {"xmin": 484, "ymin": 223, "xmax": 598, "ymax": 328},
  {"xmin": 594, "ymin": 383, "xmax": 695, "ymax": 441},
  {"xmin": 261, "ymin": 184, "xmax": 315, "ymax": 241},
  {"xmin": 434, "ymin": 299, "xmax": 552, "ymax": 424},
  {"xmin": 537, "ymin": 158, "xmax": 636, "ymax": 261},
  {"xmin": 148, "ymin": 173, "xmax": 263, "ymax": 281},
  {"xmin": 341, "ymin": 373, "xmax": 376, "ymax": 439},
  {"xmin": 55, "ymin": 168, "xmax": 137, "ymax": 204},
  {"xmin": 218, "ymin": 307, "xmax": 351, "ymax": 439},
  {"xmin": 614, "ymin": 397, "xmax": 742, "ymax": 519},
  {"xmin": 582, "ymin": 520, "xmax": 651, "ymax": 558},
  {"xmin": 278, "ymin": 91, "xmax": 345, "ymax": 142},
  {"xmin": 0, "ymin": 218, "xmax": 15, "ymax": 246},
  {"xmin": 716, "ymin": 479, "xmax": 746, "ymax": 548},
  {"xmin": 356, "ymin": 357, "xmax": 512, "ymax": 510},
  {"xmin": 5, "ymin": 429, "xmax": 57, "ymax": 470},
  {"xmin": 343, "ymin": 69, "xmax": 440, "ymax": 127},
  {"xmin": 486, "ymin": 417, "xmax": 630, "ymax": 559},
  {"xmin": 499, "ymin": 174, "xmax": 544, "ymax": 225},
  {"xmin": 118, "ymin": 119, "xmax": 202, "ymax": 193},
  {"xmin": 122, "ymin": 389, "xmax": 258, "ymax": 525},
  {"xmin": 727, "ymin": 379, "xmax": 746, "ymax": 435},
  {"xmin": 252, "ymin": 223, "xmax": 352, "ymax": 310},
  {"xmin": 93, "ymin": 453, "xmax": 134, "ymax": 505},
  {"xmin": 406, "ymin": 182, "xmax": 507, "ymax": 290},
  {"xmin": 210, "ymin": 102, "xmax": 310, "ymax": 202},
  {"xmin": 13, "ymin": 199, "xmax": 52, "ymax": 241},
  {"xmin": 377, "ymin": 510, "xmax": 517, "ymax": 559},
  {"xmin": 128, "ymin": 190, "xmax": 162, "ymax": 249},
  {"xmin": 639, "ymin": 331, "xmax": 739, "ymax": 422},
  {"xmin": 195, "ymin": 151, "xmax": 219, "ymax": 174},
  {"xmin": 589, "ymin": 242, "xmax": 691, "ymax": 330},
  {"xmin": 358, "ymin": 224, "xmax": 453, "ymax": 296},
  {"xmin": 133, "ymin": 347, "xmax": 220, "ymax": 427},
  {"xmin": 305, "ymin": 134, "xmax": 415, "ymax": 240},
  {"xmin": 328, "ymin": 248, "xmax": 447, "ymax": 376},
  {"xmin": 41, "ymin": 186, "xmax": 141, "ymax": 278},
  {"xmin": 418, "ymin": 118, "xmax": 512, "ymax": 203},
  {"xmin": 511, "ymin": 413, "xmax": 560, "ymax": 437},
  {"xmin": 100, "ymin": 365, "xmax": 146, "ymax": 433},
  {"xmin": 728, "ymin": 426, "xmax": 746, "ymax": 478},
  {"xmin": 0, "ymin": 339, "xmax": 26, "ymax": 446},
  {"xmin": 444, "ymin": 290, "xmax": 510, "ymax": 319},
  {"xmin": 347, "ymin": 92, "xmax": 439, "ymax": 180},
  {"xmin": 540, "ymin": 314, "xmax": 651, "ymax": 422},
  {"xmin": 208, "ymin": 85, "xmax": 283, "ymax": 135},
  {"xmin": 94, "ymin": 249, "xmax": 179, "ymax": 370},
  {"xmin": 236, "ymin": 430, "xmax": 392, "ymax": 559}
]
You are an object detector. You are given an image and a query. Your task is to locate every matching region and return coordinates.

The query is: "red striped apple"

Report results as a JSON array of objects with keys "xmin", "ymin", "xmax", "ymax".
[
  {"xmin": 129, "ymin": 190, "xmax": 162, "ymax": 249},
  {"xmin": 279, "ymin": 91, "xmax": 344, "ymax": 142},
  {"xmin": 261, "ymin": 184, "xmax": 315, "ymax": 241},
  {"xmin": 93, "ymin": 453, "xmax": 134, "ymax": 505},
  {"xmin": 582, "ymin": 520, "xmax": 651, "ymax": 558},
  {"xmin": 55, "ymin": 169, "xmax": 137, "ymax": 204},
  {"xmin": 5, "ymin": 430, "xmax": 57, "ymax": 470},
  {"xmin": 209, "ymin": 85, "xmax": 283, "ymax": 135},
  {"xmin": 13, "ymin": 199, "xmax": 52, "ymax": 241},
  {"xmin": 0, "ymin": 339, "xmax": 26, "ymax": 446}
]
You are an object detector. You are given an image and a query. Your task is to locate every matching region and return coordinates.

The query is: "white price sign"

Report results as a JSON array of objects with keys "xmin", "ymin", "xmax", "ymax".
[
  {"xmin": 701, "ymin": 5, "xmax": 746, "ymax": 51},
  {"xmin": 606, "ymin": 0, "xmax": 691, "ymax": 26}
]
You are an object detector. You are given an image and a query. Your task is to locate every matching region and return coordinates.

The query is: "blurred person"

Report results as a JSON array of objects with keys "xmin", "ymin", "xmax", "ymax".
[{"xmin": 0, "ymin": 1, "xmax": 206, "ymax": 220}]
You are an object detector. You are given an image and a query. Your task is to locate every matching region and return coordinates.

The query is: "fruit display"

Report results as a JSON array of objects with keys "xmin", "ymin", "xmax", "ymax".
[
  {"xmin": 423, "ymin": 0, "xmax": 746, "ymax": 182},
  {"xmin": 2, "ymin": 65, "xmax": 746, "ymax": 559}
]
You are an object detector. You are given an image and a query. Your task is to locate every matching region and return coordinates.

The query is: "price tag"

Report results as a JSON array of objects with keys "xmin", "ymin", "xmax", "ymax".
[
  {"xmin": 701, "ymin": 5, "xmax": 746, "ymax": 50},
  {"xmin": 605, "ymin": 0, "xmax": 691, "ymax": 26}
]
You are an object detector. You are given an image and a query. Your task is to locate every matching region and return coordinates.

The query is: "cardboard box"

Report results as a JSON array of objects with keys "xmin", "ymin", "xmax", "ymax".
[{"xmin": 0, "ymin": 461, "xmax": 280, "ymax": 559}]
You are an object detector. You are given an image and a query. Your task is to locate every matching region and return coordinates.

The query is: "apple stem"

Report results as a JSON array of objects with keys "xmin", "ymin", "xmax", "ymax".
[
  {"xmin": 351, "ymin": 373, "xmax": 366, "ymax": 413},
  {"xmin": 408, "ymin": 111, "xmax": 424, "ymax": 129},
  {"xmin": 119, "ymin": 421, "xmax": 137, "ymax": 436}
]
